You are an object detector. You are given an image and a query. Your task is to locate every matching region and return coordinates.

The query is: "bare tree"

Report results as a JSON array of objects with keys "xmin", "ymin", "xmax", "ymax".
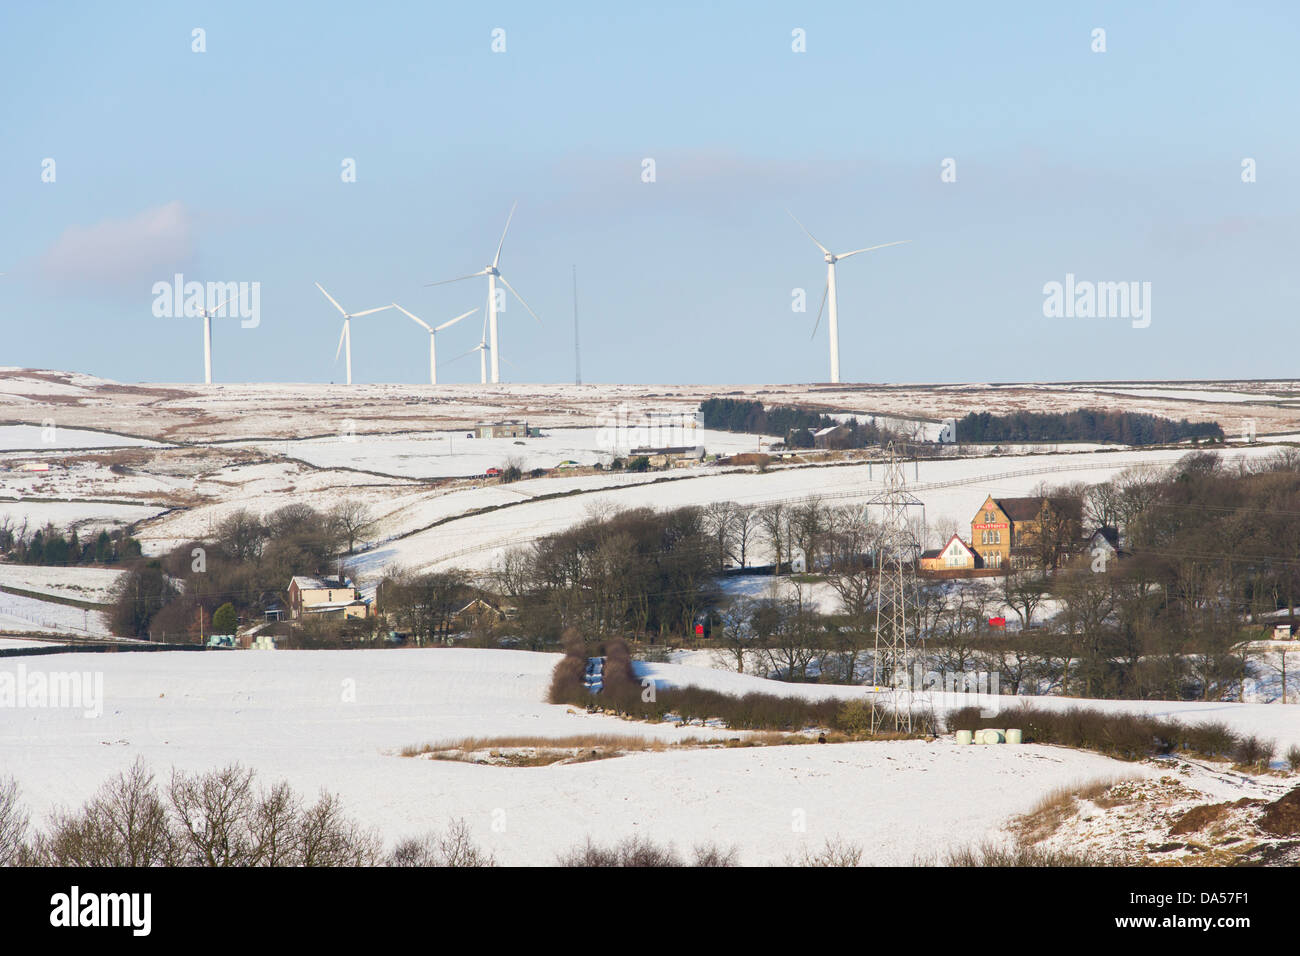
[
  {"xmin": 215, "ymin": 508, "xmax": 266, "ymax": 562},
  {"xmin": 297, "ymin": 791, "xmax": 383, "ymax": 866},
  {"xmin": 35, "ymin": 759, "xmax": 178, "ymax": 867},
  {"xmin": 330, "ymin": 500, "xmax": 374, "ymax": 555},
  {"xmin": 168, "ymin": 764, "xmax": 258, "ymax": 866},
  {"xmin": 0, "ymin": 776, "xmax": 29, "ymax": 866},
  {"xmin": 716, "ymin": 595, "xmax": 759, "ymax": 673},
  {"xmin": 790, "ymin": 497, "xmax": 829, "ymax": 572},
  {"xmin": 730, "ymin": 504, "xmax": 760, "ymax": 568},
  {"xmin": 702, "ymin": 501, "xmax": 737, "ymax": 572},
  {"xmin": 250, "ymin": 780, "xmax": 302, "ymax": 866},
  {"xmin": 759, "ymin": 503, "xmax": 788, "ymax": 571},
  {"xmin": 1003, "ymin": 568, "xmax": 1050, "ymax": 630},
  {"xmin": 757, "ymin": 582, "xmax": 819, "ymax": 682}
]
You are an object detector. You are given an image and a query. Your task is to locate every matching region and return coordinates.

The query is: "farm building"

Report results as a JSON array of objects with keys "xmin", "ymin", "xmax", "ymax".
[
  {"xmin": 813, "ymin": 424, "xmax": 852, "ymax": 449},
  {"xmin": 286, "ymin": 575, "xmax": 371, "ymax": 620},
  {"xmin": 630, "ymin": 445, "xmax": 706, "ymax": 467},
  {"xmin": 454, "ymin": 597, "xmax": 507, "ymax": 627},
  {"xmin": 473, "ymin": 421, "xmax": 532, "ymax": 439}
]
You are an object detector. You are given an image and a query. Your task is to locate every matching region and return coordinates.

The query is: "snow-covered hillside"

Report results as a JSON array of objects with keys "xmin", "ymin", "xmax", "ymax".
[
  {"xmin": 0, "ymin": 647, "xmax": 1178, "ymax": 865},
  {"xmin": 353, "ymin": 445, "xmax": 1287, "ymax": 576}
]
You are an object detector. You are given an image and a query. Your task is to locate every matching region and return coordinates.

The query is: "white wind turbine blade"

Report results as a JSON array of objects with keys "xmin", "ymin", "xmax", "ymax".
[
  {"xmin": 787, "ymin": 210, "xmax": 830, "ymax": 255},
  {"xmin": 493, "ymin": 201, "xmax": 518, "ymax": 268},
  {"xmin": 497, "ymin": 275, "xmax": 542, "ymax": 324},
  {"xmin": 434, "ymin": 308, "xmax": 477, "ymax": 332},
  {"xmin": 425, "ymin": 269, "xmax": 489, "ymax": 288},
  {"xmin": 834, "ymin": 240, "xmax": 912, "ymax": 260},
  {"xmin": 810, "ymin": 277, "xmax": 829, "ymax": 339},
  {"xmin": 392, "ymin": 303, "xmax": 432, "ymax": 331},
  {"xmin": 349, "ymin": 305, "xmax": 392, "ymax": 318},
  {"xmin": 440, "ymin": 345, "xmax": 482, "ymax": 366},
  {"xmin": 334, "ymin": 322, "xmax": 348, "ymax": 362},
  {"xmin": 316, "ymin": 282, "xmax": 348, "ymax": 316},
  {"xmin": 204, "ymin": 293, "xmax": 237, "ymax": 317}
]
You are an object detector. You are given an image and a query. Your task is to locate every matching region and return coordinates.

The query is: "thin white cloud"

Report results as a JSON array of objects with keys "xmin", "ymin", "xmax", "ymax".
[{"xmin": 37, "ymin": 200, "xmax": 196, "ymax": 290}]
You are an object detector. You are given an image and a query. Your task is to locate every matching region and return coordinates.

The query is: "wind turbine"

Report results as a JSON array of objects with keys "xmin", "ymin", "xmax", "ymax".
[
  {"xmin": 194, "ymin": 292, "xmax": 239, "ymax": 385},
  {"xmin": 788, "ymin": 211, "xmax": 910, "ymax": 384},
  {"xmin": 391, "ymin": 303, "xmax": 477, "ymax": 385},
  {"xmin": 425, "ymin": 201, "xmax": 542, "ymax": 383},
  {"xmin": 315, "ymin": 283, "xmax": 391, "ymax": 385},
  {"xmin": 442, "ymin": 310, "xmax": 492, "ymax": 384}
]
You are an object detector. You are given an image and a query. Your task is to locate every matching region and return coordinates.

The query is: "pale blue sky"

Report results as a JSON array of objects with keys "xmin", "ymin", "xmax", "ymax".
[{"xmin": 1, "ymin": 1, "xmax": 1296, "ymax": 385}]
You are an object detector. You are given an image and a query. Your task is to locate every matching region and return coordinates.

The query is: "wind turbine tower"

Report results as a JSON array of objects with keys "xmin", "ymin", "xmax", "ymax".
[
  {"xmin": 392, "ymin": 303, "xmax": 476, "ymax": 385},
  {"xmin": 788, "ymin": 211, "xmax": 910, "ymax": 384},
  {"xmin": 426, "ymin": 202, "xmax": 542, "ymax": 383},
  {"xmin": 194, "ymin": 292, "xmax": 239, "ymax": 385},
  {"xmin": 315, "ymin": 283, "xmax": 391, "ymax": 385}
]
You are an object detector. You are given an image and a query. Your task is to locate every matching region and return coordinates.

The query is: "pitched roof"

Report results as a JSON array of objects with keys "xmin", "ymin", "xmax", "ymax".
[
  {"xmin": 290, "ymin": 575, "xmax": 350, "ymax": 591},
  {"xmin": 993, "ymin": 496, "xmax": 1082, "ymax": 522},
  {"xmin": 925, "ymin": 534, "xmax": 975, "ymax": 560},
  {"xmin": 1089, "ymin": 526, "xmax": 1120, "ymax": 549},
  {"xmin": 942, "ymin": 533, "xmax": 975, "ymax": 554}
]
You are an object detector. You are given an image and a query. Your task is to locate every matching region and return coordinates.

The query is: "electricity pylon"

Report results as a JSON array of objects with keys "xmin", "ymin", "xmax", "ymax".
[{"xmin": 868, "ymin": 442, "xmax": 926, "ymax": 733}]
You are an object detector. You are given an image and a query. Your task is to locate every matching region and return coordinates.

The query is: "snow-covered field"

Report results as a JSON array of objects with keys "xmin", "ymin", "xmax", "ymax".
[
  {"xmin": 0, "ymin": 589, "xmax": 111, "ymax": 636},
  {"xmin": 0, "ymin": 564, "xmax": 126, "ymax": 604},
  {"xmin": 0, "ymin": 499, "xmax": 165, "ymax": 535},
  {"xmin": 4, "ymin": 370, "xmax": 1299, "ymax": 442},
  {"xmin": 0, "ymin": 646, "xmax": 1167, "ymax": 865},
  {"xmin": 0, "ymin": 637, "xmax": 60, "ymax": 649},
  {"xmin": 0, "ymin": 424, "xmax": 162, "ymax": 451},
  {"xmin": 3, "ymin": 646, "xmax": 1294, "ymax": 865},
  {"xmin": 637, "ymin": 657, "xmax": 1300, "ymax": 754},
  {"xmin": 237, "ymin": 426, "xmax": 776, "ymax": 479},
  {"xmin": 1, "ymin": 367, "xmax": 1297, "ymax": 570}
]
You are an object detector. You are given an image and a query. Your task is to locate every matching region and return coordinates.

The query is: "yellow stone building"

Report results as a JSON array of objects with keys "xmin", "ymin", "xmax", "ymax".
[{"xmin": 970, "ymin": 495, "xmax": 1083, "ymax": 570}]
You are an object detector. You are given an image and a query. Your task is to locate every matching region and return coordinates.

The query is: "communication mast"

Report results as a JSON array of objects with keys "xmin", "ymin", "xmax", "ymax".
[
  {"xmin": 868, "ymin": 442, "xmax": 926, "ymax": 733},
  {"xmin": 572, "ymin": 264, "xmax": 582, "ymax": 386}
]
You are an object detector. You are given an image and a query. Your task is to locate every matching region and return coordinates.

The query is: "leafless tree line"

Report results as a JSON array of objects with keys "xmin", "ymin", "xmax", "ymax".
[{"xmin": 0, "ymin": 761, "xmax": 494, "ymax": 867}]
